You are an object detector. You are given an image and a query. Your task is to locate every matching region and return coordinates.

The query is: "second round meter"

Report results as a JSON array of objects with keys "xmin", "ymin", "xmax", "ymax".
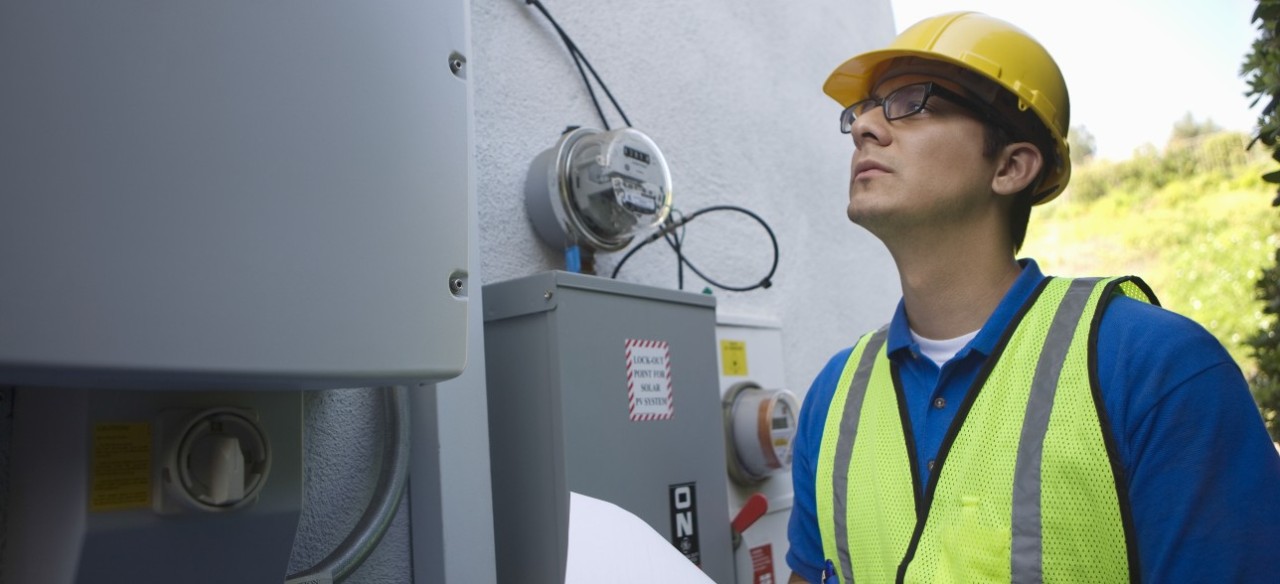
[{"xmin": 723, "ymin": 382, "xmax": 800, "ymax": 484}]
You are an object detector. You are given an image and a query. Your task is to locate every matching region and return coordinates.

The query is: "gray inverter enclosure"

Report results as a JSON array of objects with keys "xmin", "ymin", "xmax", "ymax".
[
  {"xmin": 0, "ymin": 0, "xmax": 470, "ymax": 389},
  {"xmin": 483, "ymin": 271, "xmax": 733, "ymax": 584}
]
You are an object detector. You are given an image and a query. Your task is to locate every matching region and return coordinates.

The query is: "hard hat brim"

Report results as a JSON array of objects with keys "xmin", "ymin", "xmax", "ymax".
[{"xmin": 824, "ymin": 48, "xmax": 964, "ymax": 108}]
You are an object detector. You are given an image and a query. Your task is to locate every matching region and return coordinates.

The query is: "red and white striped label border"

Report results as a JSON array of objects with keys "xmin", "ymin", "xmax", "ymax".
[{"xmin": 625, "ymin": 338, "xmax": 673, "ymax": 421}]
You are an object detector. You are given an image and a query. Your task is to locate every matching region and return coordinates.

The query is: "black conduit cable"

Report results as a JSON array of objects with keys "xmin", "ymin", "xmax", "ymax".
[
  {"xmin": 663, "ymin": 209, "xmax": 688, "ymax": 290},
  {"xmin": 535, "ymin": 4, "xmax": 608, "ymax": 130},
  {"xmin": 614, "ymin": 208, "xmax": 691, "ymax": 286},
  {"xmin": 610, "ymin": 205, "xmax": 780, "ymax": 292},
  {"xmin": 526, "ymin": 0, "xmax": 632, "ymax": 129}
]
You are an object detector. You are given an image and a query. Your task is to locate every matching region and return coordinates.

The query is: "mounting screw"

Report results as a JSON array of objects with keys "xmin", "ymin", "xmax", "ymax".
[
  {"xmin": 544, "ymin": 290, "xmax": 554, "ymax": 301},
  {"xmin": 449, "ymin": 277, "xmax": 465, "ymax": 295},
  {"xmin": 448, "ymin": 52, "xmax": 467, "ymax": 79}
]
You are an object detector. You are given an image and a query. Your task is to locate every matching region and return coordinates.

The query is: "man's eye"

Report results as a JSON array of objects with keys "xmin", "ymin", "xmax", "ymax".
[{"xmin": 887, "ymin": 98, "xmax": 926, "ymax": 118}]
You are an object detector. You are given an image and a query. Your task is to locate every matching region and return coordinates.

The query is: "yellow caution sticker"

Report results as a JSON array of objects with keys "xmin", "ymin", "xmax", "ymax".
[
  {"xmin": 90, "ymin": 423, "xmax": 151, "ymax": 511},
  {"xmin": 720, "ymin": 340, "xmax": 748, "ymax": 376}
]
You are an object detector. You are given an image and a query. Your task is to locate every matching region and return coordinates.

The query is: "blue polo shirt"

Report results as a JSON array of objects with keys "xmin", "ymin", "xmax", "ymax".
[{"xmin": 787, "ymin": 259, "xmax": 1280, "ymax": 583}]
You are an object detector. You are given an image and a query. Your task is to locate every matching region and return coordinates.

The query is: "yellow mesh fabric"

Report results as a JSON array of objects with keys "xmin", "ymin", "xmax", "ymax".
[
  {"xmin": 817, "ymin": 333, "xmax": 874, "ymax": 578},
  {"xmin": 825, "ymin": 277, "xmax": 1150, "ymax": 583},
  {"xmin": 1039, "ymin": 280, "xmax": 1148, "ymax": 582},
  {"xmin": 904, "ymin": 279, "xmax": 1069, "ymax": 582},
  {"xmin": 903, "ymin": 277, "xmax": 1143, "ymax": 583},
  {"xmin": 846, "ymin": 344, "xmax": 917, "ymax": 582},
  {"xmin": 1040, "ymin": 308, "xmax": 1127, "ymax": 583},
  {"xmin": 1117, "ymin": 280, "xmax": 1152, "ymax": 305}
]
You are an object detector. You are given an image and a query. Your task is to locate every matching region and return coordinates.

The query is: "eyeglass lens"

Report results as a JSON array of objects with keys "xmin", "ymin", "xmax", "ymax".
[{"xmin": 840, "ymin": 83, "xmax": 932, "ymax": 133}]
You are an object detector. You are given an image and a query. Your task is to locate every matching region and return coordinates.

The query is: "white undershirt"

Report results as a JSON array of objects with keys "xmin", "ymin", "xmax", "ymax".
[{"xmin": 910, "ymin": 328, "xmax": 980, "ymax": 368}]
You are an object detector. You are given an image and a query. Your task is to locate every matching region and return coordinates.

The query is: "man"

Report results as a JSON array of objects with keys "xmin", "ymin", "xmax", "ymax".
[{"xmin": 787, "ymin": 12, "xmax": 1280, "ymax": 583}]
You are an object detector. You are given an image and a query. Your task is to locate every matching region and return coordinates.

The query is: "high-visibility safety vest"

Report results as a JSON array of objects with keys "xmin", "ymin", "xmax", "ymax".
[{"xmin": 816, "ymin": 277, "xmax": 1155, "ymax": 584}]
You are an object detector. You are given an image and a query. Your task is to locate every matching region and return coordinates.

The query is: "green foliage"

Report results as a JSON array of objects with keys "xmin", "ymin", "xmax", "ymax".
[
  {"xmin": 1169, "ymin": 112, "xmax": 1222, "ymax": 142},
  {"xmin": 1060, "ymin": 132, "xmax": 1260, "ymax": 204},
  {"xmin": 1025, "ymin": 129, "xmax": 1280, "ymax": 438},
  {"xmin": 1243, "ymin": 0, "xmax": 1280, "ymax": 203},
  {"xmin": 1249, "ymin": 252, "xmax": 1280, "ymax": 435},
  {"xmin": 1243, "ymin": 0, "xmax": 1280, "ymax": 439},
  {"xmin": 1067, "ymin": 125, "xmax": 1097, "ymax": 166}
]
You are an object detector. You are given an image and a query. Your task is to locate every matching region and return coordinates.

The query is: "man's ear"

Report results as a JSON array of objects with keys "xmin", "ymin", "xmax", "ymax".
[{"xmin": 991, "ymin": 141, "xmax": 1044, "ymax": 197}]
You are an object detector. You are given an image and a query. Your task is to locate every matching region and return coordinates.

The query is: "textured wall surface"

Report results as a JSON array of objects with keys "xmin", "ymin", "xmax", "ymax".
[
  {"xmin": 289, "ymin": 2, "xmax": 901, "ymax": 580},
  {"xmin": 474, "ymin": 0, "xmax": 901, "ymax": 395},
  {"xmin": 286, "ymin": 388, "xmax": 412, "ymax": 583},
  {"xmin": 0, "ymin": 1, "xmax": 901, "ymax": 583}
]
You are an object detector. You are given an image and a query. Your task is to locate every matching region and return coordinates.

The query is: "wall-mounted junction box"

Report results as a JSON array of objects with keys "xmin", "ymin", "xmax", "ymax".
[
  {"xmin": 0, "ymin": 0, "xmax": 470, "ymax": 390},
  {"xmin": 483, "ymin": 272, "xmax": 734, "ymax": 584}
]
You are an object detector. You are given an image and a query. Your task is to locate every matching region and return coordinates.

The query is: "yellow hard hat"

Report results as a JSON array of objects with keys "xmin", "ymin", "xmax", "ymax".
[{"xmin": 824, "ymin": 12, "xmax": 1071, "ymax": 204}]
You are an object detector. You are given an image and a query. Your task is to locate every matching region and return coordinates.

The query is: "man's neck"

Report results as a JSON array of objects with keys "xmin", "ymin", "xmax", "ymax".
[{"xmin": 891, "ymin": 243, "xmax": 1021, "ymax": 340}]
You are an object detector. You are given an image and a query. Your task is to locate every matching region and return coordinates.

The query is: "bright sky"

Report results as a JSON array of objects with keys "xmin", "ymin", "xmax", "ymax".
[{"xmin": 891, "ymin": 0, "xmax": 1262, "ymax": 160}]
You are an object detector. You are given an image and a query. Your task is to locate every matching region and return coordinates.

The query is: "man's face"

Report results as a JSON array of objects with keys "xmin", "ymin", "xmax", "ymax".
[{"xmin": 844, "ymin": 72, "xmax": 1002, "ymax": 242}]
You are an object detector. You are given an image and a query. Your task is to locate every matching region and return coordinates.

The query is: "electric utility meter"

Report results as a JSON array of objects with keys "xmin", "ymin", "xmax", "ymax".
[
  {"xmin": 723, "ymin": 382, "xmax": 800, "ymax": 484},
  {"xmin": 525, "ymin": 127, "xmax": 672, "ymax": 251}
]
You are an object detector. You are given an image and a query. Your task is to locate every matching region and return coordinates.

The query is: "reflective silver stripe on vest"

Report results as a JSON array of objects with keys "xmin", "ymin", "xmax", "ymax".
[
  {"xmin": 1011, "ymin": 278, "xmax": 1101, "ymax": 584},
  {"xmin": 832, "ymin": 328, "xmax": 888, "ymax": 584}
]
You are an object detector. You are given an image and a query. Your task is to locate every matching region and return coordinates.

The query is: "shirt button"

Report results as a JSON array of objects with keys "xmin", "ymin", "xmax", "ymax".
[
  {"xmin": 933, "ymin": 397, "xmax": 946, "ymax": 409},
  {"xmin": 927, "ymin": 459, "xmax": 936, "ymax": 471}
]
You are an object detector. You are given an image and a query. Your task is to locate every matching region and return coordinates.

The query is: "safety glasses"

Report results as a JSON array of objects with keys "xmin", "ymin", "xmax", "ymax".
[{"xmin": 839, "ymin": 82, "xmax": 997, "ymax": 134}]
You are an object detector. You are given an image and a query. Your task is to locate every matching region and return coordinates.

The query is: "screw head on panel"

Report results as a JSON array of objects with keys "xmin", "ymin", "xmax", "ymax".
[{"xmin": 448, "ymin": 52, "xmax": 467, "ymax": 79}]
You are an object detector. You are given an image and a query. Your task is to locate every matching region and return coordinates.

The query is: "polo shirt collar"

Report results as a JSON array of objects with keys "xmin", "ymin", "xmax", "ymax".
[{"xmin": 886, "ymin": 259, "xmax": 1047, "ymax": 360}]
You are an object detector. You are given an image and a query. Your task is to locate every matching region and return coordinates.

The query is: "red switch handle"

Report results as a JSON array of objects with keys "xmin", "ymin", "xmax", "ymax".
[{"xmin": 731, "ymin": 493, "xmax": 769, "ymax": 535}]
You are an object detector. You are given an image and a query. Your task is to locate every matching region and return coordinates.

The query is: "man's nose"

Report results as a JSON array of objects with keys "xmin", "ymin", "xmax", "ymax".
[{"xmin": 850, "ymin": 105, "xmax": 889, "ymax": 150}]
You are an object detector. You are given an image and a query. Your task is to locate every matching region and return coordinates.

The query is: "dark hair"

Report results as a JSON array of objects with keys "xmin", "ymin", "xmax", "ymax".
[{"xmin": 979, "ymin": 90, "xmax": 1057, "ymax": 253}]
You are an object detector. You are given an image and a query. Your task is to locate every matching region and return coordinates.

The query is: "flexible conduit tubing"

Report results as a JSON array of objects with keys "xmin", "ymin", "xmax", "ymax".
[{"xmin": 286, "ymin": 385, "xmax": 411, "ymax": 584}]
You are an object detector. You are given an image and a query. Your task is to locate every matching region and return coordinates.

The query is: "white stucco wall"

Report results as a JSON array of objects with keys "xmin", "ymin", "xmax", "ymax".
[
  {"xmin": 298, "ymin": 1, "xmax": 903, "ymax": 582},
  {"xmin": 477, "ymin": 0, "xmax": 901, "ymax": 395}
]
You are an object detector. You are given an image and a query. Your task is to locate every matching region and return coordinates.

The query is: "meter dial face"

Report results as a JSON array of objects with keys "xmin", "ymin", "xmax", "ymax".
[
  {"xmin": 526, "ymin": 127, "xmax": 672, "ymax": 251},
  {"xmin": 725, "ymin": 383, "xmax": 800, "ymax": 483},
  {"xmin": 769, "ymin": 398, "xmax": 796, "ymax": 467}
]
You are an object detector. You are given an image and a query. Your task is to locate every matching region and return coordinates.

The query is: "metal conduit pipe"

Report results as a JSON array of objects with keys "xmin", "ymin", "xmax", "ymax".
[{"xmin": 286, "ymin": 385, "xmax": 412, "ymax": 584}]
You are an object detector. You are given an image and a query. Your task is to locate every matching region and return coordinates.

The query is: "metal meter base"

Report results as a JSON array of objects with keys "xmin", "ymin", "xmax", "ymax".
[{"xmin": 715, "ymin": 314, "xmax": 797, "ymax": 584}]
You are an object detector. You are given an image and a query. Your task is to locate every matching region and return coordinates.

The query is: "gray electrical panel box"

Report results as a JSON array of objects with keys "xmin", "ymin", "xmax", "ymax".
[
  {"xmin": 0, "ymin": 0, "xmax": 470, "ymax": 389},
  {"xmin": 483, "ymin": 271, "xmax": 733, "ymax": 584}
]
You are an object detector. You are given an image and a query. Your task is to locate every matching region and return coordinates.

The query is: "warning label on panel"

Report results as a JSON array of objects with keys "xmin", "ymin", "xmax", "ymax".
[
  {"xmin": 721, "ymin": 340, "xmax": 748, "ymax": 376},
  {"xmin": 90, "ymin": 422, "xmax": 151, "ymax": 512},
  {"xmin": 751, "ymin": 543, "xmax": 775, "ymax": 584},
  {"xmin": 625, "ymin": 339, "xmax": 673, "ymax": 421}
]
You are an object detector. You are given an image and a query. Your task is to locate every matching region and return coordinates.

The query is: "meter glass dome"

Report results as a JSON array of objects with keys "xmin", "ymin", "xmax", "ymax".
[{"xmin": 525, "ymin": 127, "xmax": 672, "ymax": 252}]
